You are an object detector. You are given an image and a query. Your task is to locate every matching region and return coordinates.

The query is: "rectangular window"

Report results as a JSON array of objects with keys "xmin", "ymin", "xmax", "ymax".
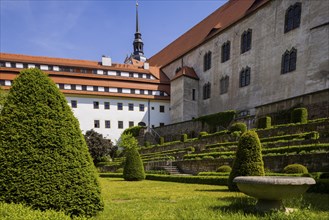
[
  {"xmin": 117, "ymin": 102, "xmax": 123, "ymax": 110},
  {"xmin": 160, "ymin": 105, "xmax": 165, "ymax": 113},
  {"xmin": 148, "ymin": 90, "xmax": 153, "ymax": 95},
  {"xmin": 192, "ymin": 89, "xmax": 196, "ymax": 101},
  {"xmin": 220, "ymin": 76, "xmax": 229, "ymax": 94},
  {"xmin": 71, "ymin": 100, "xmax": 77, "ymax": 108},
  {"xmin": 117, "ymin": 88, "xmax": 122, "ymax": 93},
  {"xmin": 128, "ymin": 103, "xmax": 134, "ymax": 111},
  {"xmin": 104, "ymin": 102, "xmax": 110, "ymax": 109},
  {"xmin": 160, "ymin": 91, "xmax": 165, "ymax": 96},
  {"xmin": 239, "ymin": 67, "xmax": 251, "ymax": 87},
  {"xmin": 146, "ymin": 74, "xmax": 151, "ymax": 79},
  {"xmin": 131, "ymin": 89, "xmax": 135, "ymax": 94},
  {"xmin": 129, "ymin": 72, "xmax": 134, "ymax": 77},
  {"xmin": 59, "ymin": 84, "xmax": 64, "ymax": 89},
  {"xmin": 139, "ymin": 104, "xmax": 145, "ymax": 112},
  {"xmin": 93, "ymin": 101, "xmax": 99, "ymax": 109},
  {"xmin": 104, "ymin": 87, "xmax": 109, "ymax": 92},
  {"xmin": 93, "ymin": 86, "xmax": 98, "ymax": 92},
  {"xmin": 140, "ymin": 89, "xmax": 145, "ymax": 95},
  {"xmin": 71, "ymin": 84, "xmax": 76, "ymax": 90},
  {"xmin": 82, "ymin": 85, "xmax": 87, "ymax": 91},
  {"xmin": 129, "ymin": 121, "xmax": 134, "ymax": 127},
  {"xmin": 118, "ymin": 121, "xmax": 123, "ymax": 129},
  {"xmin": 105, "ymin": 120, "xmax": 111, "ymax": 128},
  {"xmin": 103, "ymin": 70, "xmax": 108, "ymax": 75},
  {"xmin": 92, "ymin": 70, "xmax": 97, "ymax": 74},
  {"xmin": 94, "ymin": 120, "xmax": 100, "ymax": 128},
  {"xmin": 138, "ymin": 73, "xmax": 143, "ymax": 78},
  {"xmin": 116, "ymin": 71, "xmax": 121, "ymax": 76},
  {"xmin": 160, "ymin": 123, "xmax": 165, "ymax": 127},
  {"xmin": 48, "ymin": 65, "xmax": 53, "ymax": 71}
]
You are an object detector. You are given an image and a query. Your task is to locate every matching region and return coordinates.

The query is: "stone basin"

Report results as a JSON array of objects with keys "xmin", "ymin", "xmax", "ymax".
[{"xmin": 233, "ymin": 176, "xmax": 316, "ymax": 212}]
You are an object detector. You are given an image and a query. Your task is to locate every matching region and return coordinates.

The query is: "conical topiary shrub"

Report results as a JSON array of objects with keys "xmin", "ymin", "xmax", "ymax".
[
  {"xmin": 228, "ymin": 130, "xmax": 265, "ymax": 191},
  {"xmin": 120, "ymin": 134, "xmax": 145, "ymax": 181},
  {"xmin": 0, "ymin": 68, "xmax": 103, "ymax": 217}
]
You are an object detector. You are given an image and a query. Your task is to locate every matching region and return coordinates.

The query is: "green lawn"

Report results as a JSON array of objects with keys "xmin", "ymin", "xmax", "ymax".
[{"xmin": 91, "ymin": 178, "xmax": 329, "ymax": 220}]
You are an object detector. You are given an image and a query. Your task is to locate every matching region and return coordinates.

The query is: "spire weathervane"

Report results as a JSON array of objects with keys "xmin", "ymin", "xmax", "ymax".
[{"xmin": 132, "ymin": 0, "xmax": 146, "ymax": 62}]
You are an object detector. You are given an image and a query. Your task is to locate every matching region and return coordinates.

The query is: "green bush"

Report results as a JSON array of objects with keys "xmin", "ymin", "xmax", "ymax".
[
  {"xmin": 198, "ymin": 172, "xmax": 230, "ymax": 176},
  {"xmin": 216, "ymin": 165, "xmax": 232, "ymax": 173},
  {"xmin": 257, "ymin": 116, "xmax": 271, "ymax": 129},
  {"xmin": 123, "ymin": 126, "xmax": 143, "ymax": 137},
  {"xmin": 115, "ymin": 168, "xmax": 124, "ymax": 173},
  {"xmin": 123, "ymin": 135, "xmax": 145, "ymax": 181},
  {"xmin": 202, "ymin": 155, "xmax": 214, "ymax": 160},
  {"xmin": 198, "ymin": 131, "xmax": 208, "ymax": 139},
  {"xmin": 146, "ymin": 174, "xmax": 228, "ymax": 186},
  {"xmin": 229, "ymin": 122, "xmax": 247, "ymax": 133},
  {"xmin": 159, "ymin": 137, "xmax": 165, "ymax": 145},
  {"xmin": 0, "ymin": 68, "xmax": 103, "ymax": 217},
  {"xmin": 291, "ymin": 108, "xmax": 308, "ymax": 124},
  {"xmin": 181, "ymin": 134, "xmax": 188, "ymax": 142},
  {"xmin": 283, "ymin": 164, "xmax": 308, "ymax": 174},
  {"xmin": 228, "ymin": 130, "xmax": 265, "ymax": 191},
  {"xmin": 307, "ymin": 179, "xmax": 329, "ymax": 194}
]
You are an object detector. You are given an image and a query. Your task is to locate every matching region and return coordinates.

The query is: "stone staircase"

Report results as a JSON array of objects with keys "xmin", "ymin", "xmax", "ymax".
[{"xmin": 162, "ymin": 165, "xmax": 183, "ymax": 175}]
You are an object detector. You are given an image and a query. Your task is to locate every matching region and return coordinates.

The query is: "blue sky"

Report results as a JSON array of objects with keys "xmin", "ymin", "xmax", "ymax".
[{"xmin": 1, "ymin": 0, "xmax": 226, "ymax": 63}]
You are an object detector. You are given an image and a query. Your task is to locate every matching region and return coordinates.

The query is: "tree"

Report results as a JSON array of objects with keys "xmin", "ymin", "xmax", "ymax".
[
  {"xmin": 228, "ymin": 130, "xmax": 265, "ymax": 191},
  {"xmin": 0, "ymin": 68, "xmax": 103, "ymax": 217},
  {"xmin": 0, "ymin": 86, "xmax": 8, "ymax": 113},
  {"xmin": 84, "ymin": 129, "xmax": 114, "ymax": 164},
  {"xmin": 119, "ymin": 133, "xmax": 145, "ymax": 181}
]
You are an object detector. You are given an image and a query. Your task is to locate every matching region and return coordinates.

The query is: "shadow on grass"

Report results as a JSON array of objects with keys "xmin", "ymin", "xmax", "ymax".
[
  {"xmin": 195, "ymin": 188, "xmax": 229, "ymax": 192},
  {"xmin": 211, "ymin": 196, "xmax": 259, "ymax": 215}
]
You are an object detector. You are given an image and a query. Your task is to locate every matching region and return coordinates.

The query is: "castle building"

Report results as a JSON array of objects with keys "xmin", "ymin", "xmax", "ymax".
[
  {"xmin": 149, "ymin": 0, "xmax": 329, "ymax": 123},
  {"xmin": 1, "ymin": 0, "xmax": 328, "ymax": 141}
]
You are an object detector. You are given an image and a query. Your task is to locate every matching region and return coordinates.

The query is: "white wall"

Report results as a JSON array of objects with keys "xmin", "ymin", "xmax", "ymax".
[{"xmin": 65, "ymin": 95, "xmax": 170, "ymax": 143}]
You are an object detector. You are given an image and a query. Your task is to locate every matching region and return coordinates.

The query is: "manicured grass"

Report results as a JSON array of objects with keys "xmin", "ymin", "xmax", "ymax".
[
  {"xmin": 1, "ymin": 178, "xmax": 329, "ymax": 219},
  {"xmin": 91, "ymin": 178, "xmax": 329, "ymax": 220}
]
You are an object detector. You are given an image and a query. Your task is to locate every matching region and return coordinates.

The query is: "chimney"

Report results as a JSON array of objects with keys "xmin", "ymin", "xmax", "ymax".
[
  {"xmin": 143, "ymin": 62, "xmax": 149, "ymax": 70},
  {"xmin": 102, "ymin": 55, "xmax": 112, "ymax": 66}
]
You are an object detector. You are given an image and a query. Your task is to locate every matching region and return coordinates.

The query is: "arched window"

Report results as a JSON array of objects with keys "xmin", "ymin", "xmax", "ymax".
[
  {"xmin": 241, "ymin": 29, "xmax": 252, "ymax": 54},
  {"xmin": 281, "ymin": 48, "xmax": 297, "ymax": 74},
  {"xmin": 203, "ymin": 51, "xmax": 212, "ymax": 71},
  {"xmin": 239, "ymin": 67, "xmax": 251, "ymax": 87},
  {"xmin": 221, "ymin": 41, "xmax": 231, "ymax": 63},
  {"xmin": 203, "ymin": 82, "xmax": 211, "ymax": 100},
  {"xmin": 284, "ymin": 2, "xmax": 302, "ymax": 33}
]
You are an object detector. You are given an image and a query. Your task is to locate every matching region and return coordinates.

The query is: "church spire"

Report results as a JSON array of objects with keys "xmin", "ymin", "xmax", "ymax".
[{"xmin": 132, "ymin": 0, "xmax": 146, "ymax": 62}]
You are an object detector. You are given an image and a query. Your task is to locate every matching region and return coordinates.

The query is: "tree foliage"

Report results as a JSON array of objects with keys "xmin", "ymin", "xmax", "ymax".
[
  {"xmin": 228, "ymin": 130, "xmax": 265, "ymax": 191},
  {"xmin": 0, "ymin": 68, "xmax": 103, "ymax": 217},
  {"xmin": 84, "ymin": 129, "xmax": 114, "ymax": 164}
]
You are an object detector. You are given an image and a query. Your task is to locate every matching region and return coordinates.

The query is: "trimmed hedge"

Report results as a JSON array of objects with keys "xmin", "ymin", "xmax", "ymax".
[
  {"xmin": 181, "ymin": 134, "xmax": 188, "ymax": 142},
  {"xmin": 229, "ymin": 122, "xmax": 247, "ymax": 133},
  {"xmin": 283, "ymin": 164, "xmax": 308, "ymax": 174},
  {"xmin": 291, "ymin": 107, "xmax": 308, "ymax": 124},
  {"xmin": 145, "ymin": 174, "xmax": 228, "ymax": 186},
  {"xmin": 0, "ymin": 69, "xmax": 103, "ymax": 217},
  {"xmin": 159, "ymin": 137, "xmax": 165, "ymax": 145},
  {"xmin": 198, "ymin": 172, "xmax": 230, "ymax": 176},
  {"xmin": 216, "ymin": 165, "xmax": 232, "ymax": 172},
  {"xmin": 257, "ymin": 116, "xmax": 271, "ymax": 129},
  {"xmin": 307, "ymin": 179, "xmax": 329, "ymax": 194},
  {"xmin": 228, "ymin": 131, "xmax": 265, "ymax": 191},
  {"xmin": 123, "ymin": 147, "xmax": 145, "ymax": 181}
]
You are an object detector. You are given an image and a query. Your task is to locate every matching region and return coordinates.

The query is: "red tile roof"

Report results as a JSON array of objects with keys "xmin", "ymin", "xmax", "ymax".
[
  {"xmin": 171, "ymin": 66, "xmax": 199, "ymax": 81},
  {"xmin": 148, "ymin": 0, "xmax": 270, "ymax": 67}
]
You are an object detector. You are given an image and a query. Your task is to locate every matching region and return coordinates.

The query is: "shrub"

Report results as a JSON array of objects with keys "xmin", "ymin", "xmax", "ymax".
[
  {"xmin": 228, "ymin": 130, "xmax": 265, "ymax": 191},
  {"xmin": 159, "ymin": 137, "xmax": 165, "ymax": 145},
  {"xmin": 123, "ymin": 135, "xmax": 145, "ymax": 181},
  {"xmin": 123, "ymin": 126, "xmax": 143, "ymax": 137},
  {"xmin": 0, "ymin": 68, "xmax": 103, "ymax": 217},
  {"xmin": 202, "ymin": 156, "xmax": 214, "ymax": 160},
  {"xmin": 291, "ymin": 108, "xmax": 308, "ymax": 124},
  {"xmin": 257, "ymin": 116, "xmax": 271, "ymax": 129},
  {"xmin": 198, "ymin": 131, "xmax": 208, "ymax": 139},
  {"xmin": 181, "ymin": 134, "xmax": 188, "ymax": 142},
  {"xmin": 229, "ymin": 122, "xmax": 247, "ymax": 133},
  {"xmin": 283, "ymin": 164, "xmax": 308, "ymax": 174},
  {"xmin": 115, "ymin": 168, "xmax": 124, "ymax": 173},
  {"xmin": 216, "ymin": 165, "xmax": 232, "ymax": 173}
]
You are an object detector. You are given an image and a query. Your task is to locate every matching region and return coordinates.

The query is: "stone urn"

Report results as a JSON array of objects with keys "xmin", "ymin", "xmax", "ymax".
[{"xmin": 233, "ymin": 176, "xmax": 316, "ymax": 212}]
